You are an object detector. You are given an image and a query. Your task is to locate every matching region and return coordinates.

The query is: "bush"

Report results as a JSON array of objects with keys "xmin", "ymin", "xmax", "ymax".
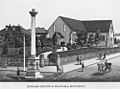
[
  {"xmin": 67, "ymin": 43, "xmax": 72, "ymax": 50},
  {"xmin": 72, "ymin": 43, "xmax": 77, "ymax": 49},
  {"xmin": 7, "ymin": 48, "xmax": 20, "ymax": 56}
]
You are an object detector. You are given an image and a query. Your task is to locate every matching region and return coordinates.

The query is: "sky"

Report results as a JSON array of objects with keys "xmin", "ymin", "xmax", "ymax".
[{"xmin": 0, "ymin": 0, "xmax": 120, "ymax": 33}]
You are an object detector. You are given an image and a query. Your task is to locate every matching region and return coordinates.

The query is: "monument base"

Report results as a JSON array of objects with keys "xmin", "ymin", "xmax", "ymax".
[
  {"xmin": 25, "ymin": 55, "xmax": 43, "ymax": 79},
  {"xmin": 25, "ymin": 70, "xmax": 43, "ymax": 79}
]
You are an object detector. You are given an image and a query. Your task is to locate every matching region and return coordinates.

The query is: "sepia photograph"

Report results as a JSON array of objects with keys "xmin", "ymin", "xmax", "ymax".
[{"xmin": 0, "ymin": 0, "xmax": 120, "ymax": 89}]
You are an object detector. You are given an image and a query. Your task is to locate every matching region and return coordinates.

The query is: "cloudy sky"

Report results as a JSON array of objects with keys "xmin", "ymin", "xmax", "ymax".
[{"xmin": 0, "ymin": 0, "xmax": 120, "ymax": 33}]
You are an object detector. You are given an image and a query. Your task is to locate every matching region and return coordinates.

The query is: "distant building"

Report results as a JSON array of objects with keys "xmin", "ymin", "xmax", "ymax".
[
  {"xmin": 27, "ymin": 27, "xmax": 47, "ymax": 37},
  {"xmin": 36, "ymin": 27, "xmax": 47, "ymax": 48},
  {"xmin": 48, "ymin": 16, "xmax": 114, "ymax": 47},
  {"xmin": 36, "ymin": 27, "xmax": 47, "ymax": 37},
  {"xmin": 28, "ymin": 27, "xmax": 47, "ymax": 48}
]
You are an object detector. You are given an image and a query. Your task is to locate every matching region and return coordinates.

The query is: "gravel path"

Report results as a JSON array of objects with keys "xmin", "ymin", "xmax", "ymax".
[{"xmin": 0, "ymin": 55, "xmax": 120, "ymax": 82}]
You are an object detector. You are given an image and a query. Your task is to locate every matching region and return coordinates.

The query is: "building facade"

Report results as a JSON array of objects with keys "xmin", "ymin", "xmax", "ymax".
[{"xmin": 48, "ymin": 16, "xmax": 115, "ymax": 47}]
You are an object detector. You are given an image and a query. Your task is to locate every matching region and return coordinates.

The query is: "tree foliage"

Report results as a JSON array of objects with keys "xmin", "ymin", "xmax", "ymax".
[
  {"xmin": 52, "ymin": 33, "xmax": 58, "ymax": 46},
  {"xmin": 87, "ymin": 34, "xmax": 94, "ymax": 47},
  {"xmin": 36, "ymin": 35, "xmax": 53, "ymax": 48},
  {"xmin": 94, "ymin": 30, "xmax": 101, "ymax": 47},
  {"xmin": 76, "ymin": 31, "xmax": 87, "ymax": 47},
  {"xmin": 1, "ymin": 26, "xmax": 31, "ymax": 55}
]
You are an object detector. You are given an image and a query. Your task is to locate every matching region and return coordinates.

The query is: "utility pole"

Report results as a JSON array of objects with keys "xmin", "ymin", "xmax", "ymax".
[{"xmin": 23, "ymin": 36, "xmax": 26, "ymax": 71}]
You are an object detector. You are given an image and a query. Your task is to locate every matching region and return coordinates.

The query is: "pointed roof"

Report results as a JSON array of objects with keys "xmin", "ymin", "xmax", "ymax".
[
  {"xmin": 59, "ymin": 16, "xmax": 86, "ymax": 32},
  {"xmin": 36, "ymin": 27, "xmax": 47, "ymax": 34},
  {"xmin": 59, "ymin": 16, "xmax": 112, "ymax": 33}
]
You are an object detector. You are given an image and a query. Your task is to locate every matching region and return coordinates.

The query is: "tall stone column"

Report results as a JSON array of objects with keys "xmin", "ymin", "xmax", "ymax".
[
  {"xmin": 30, "ymin": 9, "xmax": 37, "ymax": 56},
  {"xmin": 25, "ymin": 9, "xmax": 43, "ymax": 79}
]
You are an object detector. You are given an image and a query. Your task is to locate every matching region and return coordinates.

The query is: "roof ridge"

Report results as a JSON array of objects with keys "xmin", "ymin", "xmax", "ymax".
[
  {"xmin": 59, "ymin": 16, "xmax": 81, "ymax": 22},
  {"xmin": 59, "ymin": 16, "xmax": 86, "ymax": 32},
  {"xmin": 59, "ymin": 16, "xmax": 112, "ymax": 32},
  {"xmin": 59, "ymin": 16, "xmax": 112, "ymax": 21}
]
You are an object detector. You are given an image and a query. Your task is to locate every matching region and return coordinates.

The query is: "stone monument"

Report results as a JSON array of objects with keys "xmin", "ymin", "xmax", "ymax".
[{"xmin": 25, "ymin": 9, "xmax": 43, "ymax": 79}]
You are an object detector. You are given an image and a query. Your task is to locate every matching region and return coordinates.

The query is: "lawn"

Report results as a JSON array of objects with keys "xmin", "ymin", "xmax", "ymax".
[{"xmin": 48, "ymin": 47, "xmax": 120, "ymax": 65}]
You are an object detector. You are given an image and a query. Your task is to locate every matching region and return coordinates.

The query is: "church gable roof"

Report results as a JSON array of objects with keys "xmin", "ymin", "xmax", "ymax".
[
  {"xmin": 59, "ymin": 16, "xmax": 112, "ymax": 33},
  {"xmin": 59, "ymin": 16, "xmax": 86, "ymax": 32}
]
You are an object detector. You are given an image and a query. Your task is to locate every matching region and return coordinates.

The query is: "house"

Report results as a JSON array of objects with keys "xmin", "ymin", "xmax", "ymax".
[
  {"xmin": 28, "ymin": 27, "xmax": 47, "ymax": 48},
  {"xmin": 36, "ymin": 27, "xmax": 47, "ymax": 38},
  {"xmin": 36, "ymin": 27, "xmax": 47, "ymax": 48},
  {"xmin": 27, "ymin": 27, "xmax": 47, "ymax": 37},
  {"xmin": 48, "ymin": 16, "xmax": 115, "ymax": 47}
]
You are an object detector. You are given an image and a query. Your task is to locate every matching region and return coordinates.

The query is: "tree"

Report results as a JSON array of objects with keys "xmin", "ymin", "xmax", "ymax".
[
  {"xmin": 72, "ymin": 43, "xmax": 77, "ymax": 49},
  {"xmin": 87, "ymin": 34, "xmax": 94, "ymax": 47},
  {"xmin": 43, "ymin": 38, "xmax": 53, "ymax": 48},
  {"xmin": 67, "ymin": 42, "xmax": 72, "ymax": 50},
  {"xmin": 76, "ymin": 31, "xmax": 87, "ymax": 47},
  {"xmin": 2, "ymin": 44, "xmax": 8, "ymax": 54},
  {"xmin": 4, "ymin": 30, "xmax": 15, "ymax": 48},
  {"xmin": 52, "ymin": 33, "xmax": 58, "ymax": 46},
  {"xmin": 94, "ymin": 30, "xmax": 101, "ymax": 47},
  {"xmin": 36, "ymin": 34, "xmax": 47, "ymax": 48}
]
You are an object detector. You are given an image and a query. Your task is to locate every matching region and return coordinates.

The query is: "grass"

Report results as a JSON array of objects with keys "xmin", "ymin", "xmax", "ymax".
[{"xmin": 48, "ymin": 47, "xmax": 120, "ymax": 65}]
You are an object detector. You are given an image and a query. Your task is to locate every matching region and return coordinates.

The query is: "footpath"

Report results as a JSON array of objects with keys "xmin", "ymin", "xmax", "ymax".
[{"xmin": 39, "ymin": 52, "xmax": 120, "ymax": 73}]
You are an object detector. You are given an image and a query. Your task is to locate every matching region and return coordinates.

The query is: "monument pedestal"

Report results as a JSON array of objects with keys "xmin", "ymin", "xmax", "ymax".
[
  {"xmin": 25, "ymin": 55, "xmax": 43, "ymax": 79},
  {"xmin": 25, "ymin": 9, "xmax": 43, "ymax": 79}
]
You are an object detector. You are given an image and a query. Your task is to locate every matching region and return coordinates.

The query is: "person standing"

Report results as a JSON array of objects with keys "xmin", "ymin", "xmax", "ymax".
[
  {"xmin": 79, "ymin": 56, "xmax": 82, "ymax": 65},
  {"xmin": 76, "ymin": 56, "xmax": 80, "ymax": 65},
  {"xmin": 99, "ymin": 53, "xmax": 102, "ymax": 60},
  {"xmin": 57, "ymin": 54, "xmax": 61, "ymax": 66},
  {"xmin": 81, "ymin": 62, "xmax": 84, "ymax": 72},
  {"xmin": 17, "ymin": 67, "xmax": 20, "ymax": 80},
  {"xmin": 103, "ymin": 53, "xmax": 106, "ymax": 60},
  {"xmin": 56, "ymin": 54, "xmax": 61, "ymax": 73},
  {"xmin": 57, "ymin": 63, "xmax": 63, "ymax": 75},
  {"xmin": 104, "ymin": 60, "xmax": 108, "ymax": 72}
]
